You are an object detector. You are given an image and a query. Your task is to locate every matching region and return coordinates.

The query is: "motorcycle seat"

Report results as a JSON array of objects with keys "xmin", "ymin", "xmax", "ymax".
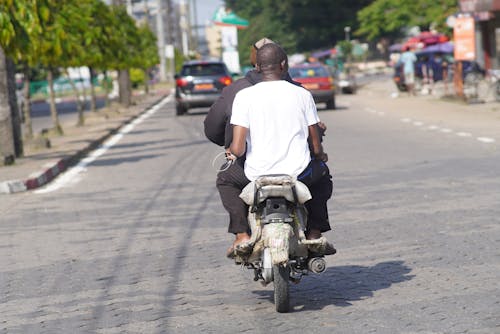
[{"xmin": 239, "ymin": 174, "xmax": 312, "ymax": 205}]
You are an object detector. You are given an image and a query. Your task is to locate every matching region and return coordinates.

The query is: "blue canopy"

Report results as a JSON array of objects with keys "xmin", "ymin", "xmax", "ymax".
[{"xmin": 417, "ymin": 42, "xmax": 454, "ymax": 55}]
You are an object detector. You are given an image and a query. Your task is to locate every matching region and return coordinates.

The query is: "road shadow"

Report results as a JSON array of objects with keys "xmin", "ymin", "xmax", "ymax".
[{"xmin": 252, "ymin": 260, "xmax": 413, "ymax": 311}]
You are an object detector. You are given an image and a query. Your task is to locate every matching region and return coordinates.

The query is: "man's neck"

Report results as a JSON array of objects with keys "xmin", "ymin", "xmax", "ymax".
[{"xmin": 261, "ymin": 72, "xmax": 282, "ymax": 82}]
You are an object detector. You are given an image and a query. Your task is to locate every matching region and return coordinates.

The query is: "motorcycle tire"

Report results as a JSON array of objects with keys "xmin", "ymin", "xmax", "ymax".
[{"xmin": 273, "ymin": 264, "xmax": 290, "ymax": 313}]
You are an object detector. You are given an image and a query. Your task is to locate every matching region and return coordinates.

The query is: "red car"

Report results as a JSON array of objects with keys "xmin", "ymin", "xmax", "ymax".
[{"xmin": 289, "ymin": 63, "xmax": 336, "ymax": 109}]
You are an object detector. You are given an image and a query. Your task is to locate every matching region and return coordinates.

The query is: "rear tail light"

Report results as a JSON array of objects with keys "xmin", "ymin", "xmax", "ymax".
[
  {"xmin": 176, "ymin": 78, "xmax": 188, "ymax": 87},
  {"xmin": 218, "ymin": 76, "xmax": 232, "ymax": 86},
  {"xmin": 319, "ymin": 77, "xmax": 333, "ymax": 90}
]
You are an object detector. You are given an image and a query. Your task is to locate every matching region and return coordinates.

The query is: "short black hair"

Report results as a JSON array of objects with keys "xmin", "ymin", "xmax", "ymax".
[{"xmin": 256, "ymin": 43, "xmax": 287, "ymax": 70}]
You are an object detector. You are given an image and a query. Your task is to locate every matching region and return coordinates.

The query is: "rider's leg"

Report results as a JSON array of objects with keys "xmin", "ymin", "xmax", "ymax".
[
  {"xmin": 305, "ymin": 173, "xmax": 333, "ymax": 238},
  {"xmin": 297, "ymin": 159, "xmax": 333, "ymax": 238}
]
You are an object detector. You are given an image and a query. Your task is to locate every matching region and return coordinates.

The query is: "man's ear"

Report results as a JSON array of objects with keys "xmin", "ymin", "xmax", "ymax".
[{"xmin": 281, "ymin": 60, "xmax": 288, "ymax": 71}]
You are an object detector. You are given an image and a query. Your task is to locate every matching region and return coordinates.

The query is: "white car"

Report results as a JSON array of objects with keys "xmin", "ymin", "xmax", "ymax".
[{"xmin": 338, "ymin": 71, "xmax": 357, "ymax": 94}]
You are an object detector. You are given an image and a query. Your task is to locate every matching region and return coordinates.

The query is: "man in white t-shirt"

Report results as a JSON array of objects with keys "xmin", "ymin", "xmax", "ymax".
[{"xmin": 227, "ymin": 43, "xmax": 335, "ymax": 256}]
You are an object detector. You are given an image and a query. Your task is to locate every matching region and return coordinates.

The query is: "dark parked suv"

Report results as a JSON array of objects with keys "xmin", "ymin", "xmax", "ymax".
[{"xmin": 175, "ymin": 60, "xmax": 233, "ymax": 115}]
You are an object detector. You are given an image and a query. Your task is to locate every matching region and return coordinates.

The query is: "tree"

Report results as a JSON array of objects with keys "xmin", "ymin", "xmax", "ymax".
[
  {"xmin": 0, "ymin": 47, "xmax": 16, "ymax": 165},
  {"xmin": 357, "ymin": 0, "xmax": 458, "ymax": 41},
  {"xmin": 82, "ymin": 0, "xmax": 116, "ymax": 113},
  {"xmin": 134, "ymin": 23, "xmax": 159, "ymax": 94},
  {"xmin": 224, "ymin": 0, "xmax": 372, "ymax": 66},
  {"xmin": 0, "ymin": 0, "xmax": 50, "ymax": 163},
  {"xmin": 111, "ymin": 0, "xmax": 133, "ymax": 107}
]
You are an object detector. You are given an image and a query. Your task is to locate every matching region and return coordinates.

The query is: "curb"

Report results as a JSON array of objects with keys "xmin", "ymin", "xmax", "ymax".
[{"xmin": 0, "ymin": 93, "xmax": 168, "ymax": 194}]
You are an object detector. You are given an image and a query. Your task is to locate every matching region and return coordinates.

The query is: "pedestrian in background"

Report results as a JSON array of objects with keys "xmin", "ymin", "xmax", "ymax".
[{"xmin": 398, "ymin": 46, "xmax": 417, "ymax": 96}]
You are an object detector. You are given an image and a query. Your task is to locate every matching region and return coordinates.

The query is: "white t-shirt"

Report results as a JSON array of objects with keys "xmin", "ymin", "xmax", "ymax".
[{"xmin": 230, "ymin": 80, "xmax": 320, "ymax": 181}]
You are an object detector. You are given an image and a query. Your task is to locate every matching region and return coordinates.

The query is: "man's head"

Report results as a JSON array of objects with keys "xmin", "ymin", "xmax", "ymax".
[
  {"xmin": 250, "ymin": 37, "xmax": 274, "ymax": 66},
  {"xmin": 256, "ymin": 43, "xmax": 288, "ymax": 78}
]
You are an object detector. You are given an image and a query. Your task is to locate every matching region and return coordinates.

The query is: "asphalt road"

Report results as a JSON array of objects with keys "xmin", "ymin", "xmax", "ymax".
[
  {"xmin": 1, "ymin": 80, "xmax": 499, "ymax": 333},
  {"xmin": 27, "ymin": 97, "xmax": 107, "ymax": 134}
]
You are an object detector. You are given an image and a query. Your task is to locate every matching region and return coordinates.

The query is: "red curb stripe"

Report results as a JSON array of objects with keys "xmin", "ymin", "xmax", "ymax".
[{"xmin": 24, "ymin": 159, "xmax": 67, "ymax": 190}]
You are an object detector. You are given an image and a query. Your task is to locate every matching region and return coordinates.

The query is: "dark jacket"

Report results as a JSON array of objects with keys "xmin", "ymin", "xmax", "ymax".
[{"xmin": 204, "ymin": 70, "xmax": 301, "ymax": 148}]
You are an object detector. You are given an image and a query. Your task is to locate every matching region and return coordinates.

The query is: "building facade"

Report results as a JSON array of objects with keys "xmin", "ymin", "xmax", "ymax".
[{"xmin": 459, "ymin": 0, "xmax": 500, "ymax": 70}]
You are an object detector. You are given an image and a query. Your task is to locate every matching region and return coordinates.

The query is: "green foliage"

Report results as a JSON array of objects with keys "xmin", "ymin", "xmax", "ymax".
[
  {"xmin": 130, "ymin": 68, "xmax": 145, "ymax": 88},
  {"xmin": 357, "ymin": 0, "xmax": 458, "ymax": 41},
  {"xmin": 0, "ymin": 0, "xmax": 160, "ymax": 73},
  {"xmin": 225, "ymin": 0, "xmax": 372, "ymax": 66},
  {"xmin": 135, "ymin": 23, "xmax": 159, "ymax": 70},
  {"xmin": 175, "ymin": 48, "xmax": 186, "ymax": 73}
]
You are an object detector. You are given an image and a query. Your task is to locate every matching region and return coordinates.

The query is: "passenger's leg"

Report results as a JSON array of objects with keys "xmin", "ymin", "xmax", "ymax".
[{"xmin": 215, "ymin": 159, "xmax": 251, "ymax": 254}]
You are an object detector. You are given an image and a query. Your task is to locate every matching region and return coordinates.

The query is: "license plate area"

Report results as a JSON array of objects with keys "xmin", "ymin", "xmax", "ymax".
[{"xmin": 194, "ymin": 83, "xmax": 214, "ymax": 90}]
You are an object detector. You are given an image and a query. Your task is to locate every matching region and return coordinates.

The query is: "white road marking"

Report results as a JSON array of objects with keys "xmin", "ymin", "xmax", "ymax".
[
  {"xmin": 477, "ymin": 137, "xmax": 495, "ymax": 143},
  {"xmin": 397, "ymin": 118, "xmax": 495, "ymax": 145},
  {"xmin": 35, "ymin": 95, "xmax": 172, "ymax": 194},
  {"xmin": 456, "ymin": 132, "xmax": 472, "ymax": 137}
]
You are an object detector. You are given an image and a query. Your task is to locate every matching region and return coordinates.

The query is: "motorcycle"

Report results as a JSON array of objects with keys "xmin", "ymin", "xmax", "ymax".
[{"xmin": 230, "ymin": 174, "xmax": 333, "ymax": 313}]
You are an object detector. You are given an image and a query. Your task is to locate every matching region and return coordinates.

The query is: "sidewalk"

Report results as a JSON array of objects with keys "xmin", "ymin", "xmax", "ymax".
[
  {"xmin": 0, "ymin": 90, "xmax": 170, "ymax": 194},
  {"xmin": 360, "ymin": 78, "xmax": 500, "ymax": 140}
]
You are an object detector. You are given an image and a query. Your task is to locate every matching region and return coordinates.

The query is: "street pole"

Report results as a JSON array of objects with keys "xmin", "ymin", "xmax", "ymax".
[
  {"xmin": 126, "ymin": 0, "xmax": 132, "ymax": 16},
  {"xmin": 179, "ymin": 0, "xmax": 189, "ymax": 57},
  {"xmin": 191, "ymin": 0, "xmax": 199, "ymax": 52},
  {"xmin": 344, "ymin": 26, "xmax": 351, "ymax": 41},
  {"xmin": 156, "ymin": 0, "xmax": 167, "ymax": 82}
]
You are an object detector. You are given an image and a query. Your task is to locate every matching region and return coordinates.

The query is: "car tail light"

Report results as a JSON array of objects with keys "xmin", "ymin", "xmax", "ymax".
[
  {"xmin": 176, "ymin": 78, "xmax": 188, "ymax": 87},
  {"xmin": 218, "ymin": 76, "xmax": 232, "ymax": 86},
  {"xmin": 319, "ymin": 77, "xmax": 333, "ymax": 90}
]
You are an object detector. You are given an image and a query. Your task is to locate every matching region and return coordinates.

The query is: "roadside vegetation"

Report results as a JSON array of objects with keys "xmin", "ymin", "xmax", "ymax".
[{"xmin": 0, "ymin": 0, "xmax": 158, "ymax": 165}]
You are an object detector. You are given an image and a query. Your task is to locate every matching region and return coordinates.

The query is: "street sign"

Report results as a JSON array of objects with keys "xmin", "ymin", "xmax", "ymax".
[
  {"xmin": 165, "ymin": 45, "xmax": 174, "ymax": 59},
  {"xmin": 454, "ymin": 16, "xmax": 476, "ymax": 61}
]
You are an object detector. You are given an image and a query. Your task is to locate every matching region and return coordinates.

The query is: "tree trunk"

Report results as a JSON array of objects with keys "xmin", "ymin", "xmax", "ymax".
[
  {"xmin": 144, "ymin": 68, "xmax": 150, "ymax": 94},
  {"xmin": 6, "ymin": 55, "xmax": 23, "ymax": 157},
  {"xmin": 118, "ymin": 69, "xmax": 132, "ymax": 107},
  {"xmin": 0, "ymin": 47, "xmax": 15, "ymax": 165},
  {"xmin": 103, "ymin": 70, "xmax": 110, "ymax": 107},
  {"xmin": 88, "ymin": 66, "xmax": 97, "ymax": 112},
  {"xmin": 23, "ymin": 65, "xmax": 34, "ymax": 140},
  {"xmin": 47, "ymin": 68, "xmax": 63, "ymax": 135},
  {"xmin": 65, "ymin": 69, "xmax": 84, "ymax": 126}
]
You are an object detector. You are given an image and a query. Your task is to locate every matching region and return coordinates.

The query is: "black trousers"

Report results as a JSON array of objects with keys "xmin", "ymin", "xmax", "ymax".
[{"xmin": 216, "ymin": 158, "xmax": 333, "ymax": 234}]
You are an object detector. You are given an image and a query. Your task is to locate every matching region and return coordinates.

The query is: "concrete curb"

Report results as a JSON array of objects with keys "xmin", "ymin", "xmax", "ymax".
[{"xmin": 0, "ymin": 93, "xmax": 168, "ymax": 194}]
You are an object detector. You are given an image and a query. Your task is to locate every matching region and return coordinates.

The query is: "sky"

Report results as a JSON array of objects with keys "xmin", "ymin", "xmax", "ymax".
[{"xmin": 188, "ymin": 0, "xmax": 224, "ymax": 28}]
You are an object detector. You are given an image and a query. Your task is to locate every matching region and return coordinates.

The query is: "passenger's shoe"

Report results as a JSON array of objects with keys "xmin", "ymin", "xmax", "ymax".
[{"xmin": 308, "ymin": 237, "xmax": 336, "ymax": 256}]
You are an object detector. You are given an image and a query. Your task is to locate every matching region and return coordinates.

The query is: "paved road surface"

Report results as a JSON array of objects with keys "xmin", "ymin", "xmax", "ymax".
[{"xmin": 1, "ymin": 80, "xmax": 499, "ymax": 333}]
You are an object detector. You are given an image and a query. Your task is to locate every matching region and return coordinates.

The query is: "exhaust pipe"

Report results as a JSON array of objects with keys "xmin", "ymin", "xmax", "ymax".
[{"xmin": 308, "ymin": 257, "xmax": 326, "ymax": 273}]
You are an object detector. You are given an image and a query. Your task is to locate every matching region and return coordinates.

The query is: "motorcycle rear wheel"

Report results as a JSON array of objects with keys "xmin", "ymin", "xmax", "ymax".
[{"xmin": 273, "ymin": 264, "xmax": 290, "ymax": 313}]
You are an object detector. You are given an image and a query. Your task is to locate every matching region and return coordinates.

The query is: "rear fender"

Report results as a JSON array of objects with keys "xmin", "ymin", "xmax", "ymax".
[{"xmin": 262, "ymin": 223, "xmax": 293, "ymax": 265}]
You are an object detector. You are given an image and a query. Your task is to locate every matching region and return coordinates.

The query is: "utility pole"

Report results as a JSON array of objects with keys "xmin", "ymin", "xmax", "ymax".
[
  {"xmin": 156, "ymin": 0, "xmax": 167, "ymax": 82},
  {"xmin": 191, "ymin": 0, "xmax": 199, "ymax": 52},
  {"xmin": 179, "ymin": 0, "xmax": 189, "ymax": 56},
  {"xmin": 126, "ymin": 0, "xmax": 132, "ymax": 16}
]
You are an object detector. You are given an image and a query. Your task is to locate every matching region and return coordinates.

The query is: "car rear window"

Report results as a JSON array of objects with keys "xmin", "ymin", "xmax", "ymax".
[
  {"xmin": 289, "ymin": 66, "xmax": 329, "ymax": 78},
  {"xmin": 181, "ymin": 64, "xmax": 227, "ymax": 76}
]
